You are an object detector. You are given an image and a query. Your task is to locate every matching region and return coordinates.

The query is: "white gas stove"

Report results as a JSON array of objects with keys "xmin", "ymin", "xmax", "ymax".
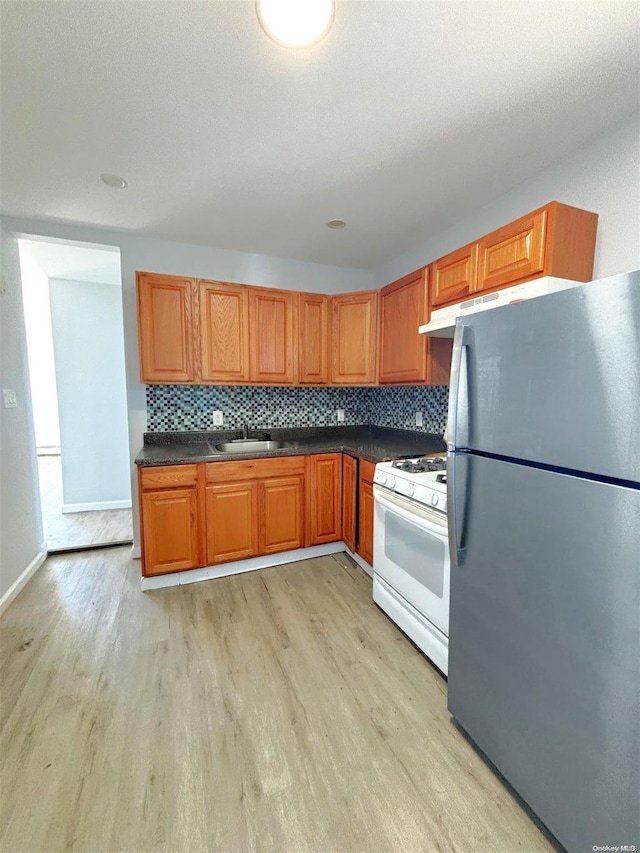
[
  {"xmin": 373, "ymin": 456, "xmax": 447, "ymax": 513},
  {"xmin": 372, "ymin": 455, "xmax": 450, "ymax": 675}
]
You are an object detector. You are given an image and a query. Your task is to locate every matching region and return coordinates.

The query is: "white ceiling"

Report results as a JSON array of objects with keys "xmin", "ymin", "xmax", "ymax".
[
  {"xmin": 18, "ymin": 238, "xmax": 122, "ymax": 286},
  {"xmin": 1, "ymin": 1, "xmax": 639, "ymax": 270}
]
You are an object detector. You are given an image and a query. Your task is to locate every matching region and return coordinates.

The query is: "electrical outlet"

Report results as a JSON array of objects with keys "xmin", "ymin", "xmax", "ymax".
[
  {"xmin": 336, "ymin": 409, "xmax": 345, "ymax": 423},
  {"xmin": 415, "ymin": 411, "xmax": 423, "ymax": 427},
  {"xmin": 3, "ymin": 389, "xmax": 17, "ymax": 408},
  {"xmin": 212, "ymin": 410, "xmax": 224, "ymax": 426}
]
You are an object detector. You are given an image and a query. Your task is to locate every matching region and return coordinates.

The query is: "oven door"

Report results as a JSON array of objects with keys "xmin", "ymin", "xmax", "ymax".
[{"xmin": 373, "ymin": 486, "xmax": 450, "ymax": 637}]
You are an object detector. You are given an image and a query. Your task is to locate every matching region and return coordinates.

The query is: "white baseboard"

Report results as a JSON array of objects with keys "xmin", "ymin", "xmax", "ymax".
[
  {"xmin": 62, "ymin": 499, "xmax": 132, "ymax": 513},
  {"xmin": 0, "ymin": 546, "xmax": 48, "ymax": 617},
  {"xmin": 345, "ymin": 547, "xmax": 373, "ymax": 577},
  {"xmin": 131, "ymin": 545, "xmax": 141, "ymax": 559},
  {"xmin": 141, "ymin": 542, "xmax": 346, "ymax": 591}
]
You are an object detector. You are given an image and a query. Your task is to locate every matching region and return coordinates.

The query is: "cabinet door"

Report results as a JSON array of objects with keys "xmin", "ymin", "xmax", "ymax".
[
  {"xmin": 137, "ymin": 273, "xmax": 196, "ymax": 383},
  {"xmin": 260, "ymin": 476, "xmax": 304, "ymax": 554},
  {"xmin": 306, "ymin": 454, "xmax": 342, "ymax": 546},
  {"xmin": 141, "ymin": 487, "xmax": 200, "ymax": 576},
  {"xmin": 205, "ymin": 482, "xmax": 259, "ymax": 564},
  {"xmin": 477, "ymin": 209, "xmax": 547, "ymax": 292},
  {"xmin": 199, "ymin": 280, "xmax": 250, "ymax": 383},
  {"xmin": 357, "ymin": 479, "xmax": 374, "ymax": 566},
  {"xmin": 342, "ymin": 455, "xmax": 357, "ymax": 552},
  {"xmin": 298, "ymin": 293, "xmax": 330, "ymax": 384},
  {"xmin": 249, "ymin": 287, "xmax": 297, "ymax": 383},
  {"xmin": 379, "ymin": 269, "xmax": 429, "ymax": 383},
  {"xmin": 331, "ymin": 291, "xmax": 378, "ymax": 385},
  {"xmin": 431, "ymin": 244, "xmax": 479, "ymax": 308}
]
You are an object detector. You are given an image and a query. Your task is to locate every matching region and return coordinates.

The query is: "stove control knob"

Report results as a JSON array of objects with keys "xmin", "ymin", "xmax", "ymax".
[
  {"xmin": 377, "ymin": 473, "xmax": 387, "ymax": 485},
  {"xmin": 430, "ymin": 493, "xmax": 439, "ymax": 506},
  {"xmin": 408, "ymin": 483, "xmax": 416, "ymax": 497},
  {"xmin": 388, "ymin": 476, "xmax": 396, "ymax": 489}
]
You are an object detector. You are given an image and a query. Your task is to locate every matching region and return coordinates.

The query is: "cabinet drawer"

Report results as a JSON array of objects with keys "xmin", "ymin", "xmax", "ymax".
[
  {"xmin": 205, "ymin": 456, "xmax": 306, "ymax": 483},
  {"xmin": 140, "ymin": 464, "xmax": 199, "ymax": 490}
]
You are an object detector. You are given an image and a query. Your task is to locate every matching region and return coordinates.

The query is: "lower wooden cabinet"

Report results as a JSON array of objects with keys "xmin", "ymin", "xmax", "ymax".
[
  {"xmin": 342, "ymin": 455, "xmax": 358, "ymax": 552},
  {"xmin": 261, "ymin": 476, "xmax": 304, "ymax": 554},
  {"xmin": 306, "ymin": 454, "xmax": 342, "ymax": 546},
  {"xmin": 357, "ymin": 459, "xmax": 375, "ymax": 566},
  {"xmin": 141, "ymin": 487, "xmax": 201, "ymax": 576},
  {"xmin": 139, "ymin": 452, "xmax": 375, "ymax": 576},
  {"xmin": 205, "ymin": 482, "xmax": 259, "ymax": 564}
]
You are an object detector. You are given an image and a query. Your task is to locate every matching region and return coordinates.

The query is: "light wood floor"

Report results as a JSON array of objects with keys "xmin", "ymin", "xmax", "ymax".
[
  {"xmin": 0, "ymin": 548, "xmax": 555, "ymax": 853},
  {"xmin": 38, "ymin": 454, "xmax": 133, "ymax": 551}
]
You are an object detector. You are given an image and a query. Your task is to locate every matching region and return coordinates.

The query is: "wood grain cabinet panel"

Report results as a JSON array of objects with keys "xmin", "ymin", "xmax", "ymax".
[
  {"xmin": 137, "ymin": 273, "xmax": 196, "ymax": 383},
  {"xmin": 141, "ymin": 487, "xmax": 200, "ymax": 576},
  {"xmin": 357, "ymin": 480, "xmax": 374, "ymax": 566},
  {"xmin": 305, "ymin": 454, "xmax": 342, "ymax": 546},
  {"xmin": 342, "ymin": 455, "xmax": 357, "ymax": 553},
  {"xmin": 199, "ymin": 280, "xmax": 250, "ymax": 383},
  {"xmin": 426, "ymin": 338, "xmax": 453, "ymax": 386},
  {"xmin": 431, "ymin": 244, "xmax": 479, "ymax": 308},
  {"xmin": 260, "ymin": 476, "xmax": 304, "ymax": 555},
  {"xmin": 205, "ymin": 482, "xmax": 259, "ymax": 564},
  {"xmin": 249, "ymin": 287, "xmax": 297, "ymax": 384},
  {"xmin": 379, "ymin": 269, "xmax": 429, "ymax": 383},
  {"xmin": 298, "ymin": 293, "xmax": 330, "ymax": 385},
  {"xmin": 477, "ymin": 210, "xmax": 547, "ymax": 292},
  {"xmin": 331, "ymin": 291, "xmax": 379, "ymax": 385}
]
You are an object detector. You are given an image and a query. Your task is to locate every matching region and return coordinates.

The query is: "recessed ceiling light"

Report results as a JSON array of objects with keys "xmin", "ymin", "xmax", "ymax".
[
  {"xmin": 327, "ymin": 219, "xmax": 346, "ymax": 229},
  {"xmin": 256, "ymin": 0, "xmax": 334, "ymax": 48},
  {"xmin": 99, "ymin": 173, "xmax": 128, "ymax": 189}
]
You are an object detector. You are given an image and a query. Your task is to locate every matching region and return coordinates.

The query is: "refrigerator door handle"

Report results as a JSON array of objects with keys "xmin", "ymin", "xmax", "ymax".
[
  {"xmin": 447, "ymin": 451, "xmax": 468, "ymax": 566},
  {"xmin": 447, "ymin": 323, "xmax": 470, "ymax": 452}
]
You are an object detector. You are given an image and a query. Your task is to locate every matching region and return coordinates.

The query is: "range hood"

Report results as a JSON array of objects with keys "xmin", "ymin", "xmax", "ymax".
[{"xmin": 418, "ymin": 276, "xmax": 583, "ymax": 338}]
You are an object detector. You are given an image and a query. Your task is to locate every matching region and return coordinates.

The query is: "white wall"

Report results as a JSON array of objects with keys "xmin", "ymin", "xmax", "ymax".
[
  {"xmin": 0, "ymin": 224, "xmax": 45, "ymax": 601},
  {"xmin": 375, "ymin": 112, "xmax": 640, "ymax": 285},
  {"xmin": 18, "ymin": 248, "xmax": 61, "ymax": 449},
  {"xmin": 0, "ymin": 220, "xmax": 374, "ymax": 550},
  {"xmin": 48, "ymin": 278, "xmax": 130, "ymax": 509}
]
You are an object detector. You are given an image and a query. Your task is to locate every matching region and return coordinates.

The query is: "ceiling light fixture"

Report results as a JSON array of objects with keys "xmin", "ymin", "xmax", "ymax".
[
  {"xmin": 99, "ymin": 173, "xmax": 128, "ymax": 189},
  {"xmin": 327, "ymin": 219, "xmax": 346, "ymax": 229},
  {"xmin": 256, "ymin": 0, "xmax": 334, "ymax": 48}
]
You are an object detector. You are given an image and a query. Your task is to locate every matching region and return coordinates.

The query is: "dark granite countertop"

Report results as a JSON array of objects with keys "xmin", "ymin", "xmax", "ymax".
[{"xmin": 135, "ymin": 425, "xmax": 446, "ymax": 467}]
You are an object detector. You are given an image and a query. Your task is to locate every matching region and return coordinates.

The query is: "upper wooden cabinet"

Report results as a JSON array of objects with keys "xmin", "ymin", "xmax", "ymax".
[
  {"xmin": 298, "ymin": 293, "xmax": 330, "ymax": 385},
  {"xmin": 331, "ymin": 290, "xmax": 379, "ymax": 385},
  {"xmin": 379, "ymin": 269, "xmax": 429, "ymax": 383},
  {"xmin": 477, "ymin": 209, "xmax": 547, "ymax": 292},
  {"xmin": 429, "ymin": 202, "xmax": 598, "ymax": 309},
  {"xmin": 249, "ymin": 287, "xmax": 297, "ymax": 384},
  {"xmin": 431, "ymin": 243, "xmax": 479, "ymax": 309},
  {"xmin": 137, "ymin": 273, "xmax": 196, "ymax": 383},
  {"xmin": 198, "ymin": 280, "xmax": 250, "ymax": 383}
]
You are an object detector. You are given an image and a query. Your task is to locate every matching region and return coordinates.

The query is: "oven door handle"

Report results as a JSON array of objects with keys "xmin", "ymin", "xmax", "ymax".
[{"xmin": 374, "ymin": 486, "xmax": 448, "ymax": 533}]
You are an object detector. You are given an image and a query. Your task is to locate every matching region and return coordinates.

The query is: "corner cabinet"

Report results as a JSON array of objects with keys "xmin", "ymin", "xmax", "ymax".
[
  {"xmin": 379, "ymin": 268, "xmax": 429, "ymax": 383},
  {"xmin": 331, "ymin": 290, "xmax": 379, "ymax": 385},
  {"xmin": 137, "ymin": 273, "xmax": 196, "ymax": 383}
]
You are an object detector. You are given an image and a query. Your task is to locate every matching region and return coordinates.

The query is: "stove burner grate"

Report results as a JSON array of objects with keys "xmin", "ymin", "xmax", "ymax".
[{"xmin": 392, "ymin": 457, "xmax": 447, "ymax": 474}]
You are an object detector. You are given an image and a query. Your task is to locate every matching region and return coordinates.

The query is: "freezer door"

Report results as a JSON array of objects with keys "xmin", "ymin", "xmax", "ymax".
[
  {"xmin": 448, "ymin": 453, "xmax": 640, "ymax": 853},
  {"xmin": 447, "ymin": 270, "xmax": 640, "ymax": 483}
]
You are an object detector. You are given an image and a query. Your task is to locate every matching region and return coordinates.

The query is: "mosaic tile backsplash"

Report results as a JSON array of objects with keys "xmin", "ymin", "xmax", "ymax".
[{"xmin": 146, "ymin": 384, "xmax": 448, "ymax": 435}]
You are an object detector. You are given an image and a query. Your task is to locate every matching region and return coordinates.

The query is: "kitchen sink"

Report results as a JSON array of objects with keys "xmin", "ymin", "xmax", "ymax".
[{"xmin": 214, "ymin": 439, "xmax": 285, "ymax": 453}]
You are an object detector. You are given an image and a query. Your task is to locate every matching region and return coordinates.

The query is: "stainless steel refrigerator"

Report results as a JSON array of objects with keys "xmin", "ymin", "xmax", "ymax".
[{"xmin": 446, "ymin": 269, "xmax": 640, "ymax": 853}]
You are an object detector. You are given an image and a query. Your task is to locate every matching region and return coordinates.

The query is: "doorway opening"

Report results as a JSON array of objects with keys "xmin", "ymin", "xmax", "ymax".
[{"xmin": 18, "ymin": 237, "xmax": 133, "ymax": 552}]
